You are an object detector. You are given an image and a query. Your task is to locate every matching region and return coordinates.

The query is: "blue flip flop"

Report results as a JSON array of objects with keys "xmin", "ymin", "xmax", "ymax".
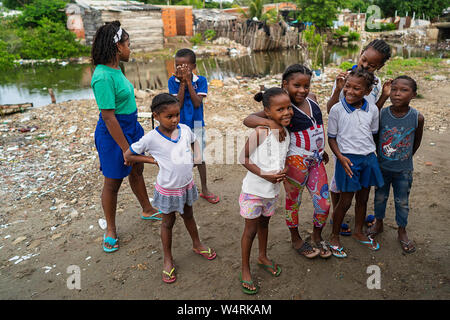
[
  {"xmin": 141, "ymin": 210, "xmax": 163, "ymax": 221},
  {"xmin": 330, "ymin": 245, "xmax": 347, "ymax": 258},
  {"xmin": 355, "ymin": 237, "xmax": 380, "ymax": 251},
  {"xmin": 103, "ymin": 234, "xmax": 119, "ymax": 253}
]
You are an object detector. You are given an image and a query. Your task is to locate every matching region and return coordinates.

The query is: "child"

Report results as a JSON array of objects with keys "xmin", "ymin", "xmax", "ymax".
[
  {"xmin": 124, "ymin": 93, "xmax": 216, "ymax": 284},
  {"xmin": 91, "ymin": 21, "xmax": 159, "ymax": 253},
  {"xmin": 327, "ymin": 67, "xmax": 384, "ymax": 258},
  {"xmin": 370, "ymin": 76, "xmax": 424, "ymax": 254},
  {"xmin": 239, "ymin": 87, "xmax": 293, "ymax": 294},
  {"xmin": 168, "ymin": 48, "xmax": 220, "ymax": 204},
  {"xmin": 243, "ymin": 64, "xmax": 330, "ymax": 259},
  {"xmin": 327, "ymin": 40, "xmax": 392, "ymax": 235}
]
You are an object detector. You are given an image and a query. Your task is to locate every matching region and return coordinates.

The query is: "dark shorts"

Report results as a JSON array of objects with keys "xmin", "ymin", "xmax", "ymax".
[{"xmin": 335, "ymin": 152, "xmax": 384, "ymax": 193}]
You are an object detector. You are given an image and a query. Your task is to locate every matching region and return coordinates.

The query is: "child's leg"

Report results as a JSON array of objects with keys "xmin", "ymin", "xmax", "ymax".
[
  {"xmin": 128, "ymin": 162, "xmax": 159, "ymax": 217},
  {"xmin": 392, "ymin": 171, "xmax": 415, "ymax": 251},
  {"xmin": 353, "ymin": 187, "xmax": 372, "ymax": 240},
  {"xmin": 256, "ymin": 216, "xmax": 274, "ymax": 267},
  {"xmin": 372, "ymin": 170, "xmax": 393, "ymax": 235},
  {"xmin": 160, "ymin": 212, "xmax": 176, "ymax": 277},
  {"xmin": 181, "ymin": 204, "xmax": 216, "ymax": 256},
  {"xmin": 330, "ymin": 192, "xmax": 354, "ymax": 247},
  {"xmin": 306, "ymin": 162, "xmax": 331, "ymax": 244},
  {"xmin": 241, "ymin": 218, "xmax": 259, "ymax": 287},
  {"xmin": 102, "ymin": 177, "xmax": 123, "ymax": 248}
]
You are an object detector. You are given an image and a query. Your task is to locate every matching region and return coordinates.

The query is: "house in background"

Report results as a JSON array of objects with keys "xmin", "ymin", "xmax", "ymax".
[{"xmin": 65, "ymin": 0, "xmax": 164, "ymax": 51}]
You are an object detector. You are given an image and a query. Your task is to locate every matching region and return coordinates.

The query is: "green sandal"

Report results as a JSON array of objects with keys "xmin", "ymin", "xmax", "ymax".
[
  {"xmin": 239, "ymin": 273, "xmax": 259, "ymax": 295},
  {"xmin": 257, "ymin": 260, "xmax": 282, "ymax": 277}
]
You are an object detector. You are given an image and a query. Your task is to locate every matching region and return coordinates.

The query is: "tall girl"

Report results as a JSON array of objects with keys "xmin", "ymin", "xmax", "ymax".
[
  {"xmin": 91, "ymin": 21, "xmax": 159, "ymax": 253},
  {"xmin": 327, "ymin": 67, "xmax": 384, "ymax": 258},
  {"xmin": 124, "ymin": 93, "xmax": 216, "ymax": 284},
  {"xmin": 239, "ymin": 88, "xmax": 292, "ymax": 294},
  {"xmin": 244, "ymin": 64, "xmax": 331, "ymax": 259}
]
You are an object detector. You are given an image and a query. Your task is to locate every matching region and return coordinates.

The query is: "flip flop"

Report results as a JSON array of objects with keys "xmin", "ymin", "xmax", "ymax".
[
  {"xmin": 329, "ymin": 245, "xmax": 347, "ymax": 258},
  {"xmin": 199, "ymin": 193, "xmax": 220, "ymax": 204},
  {"xmin": 103, "ymin": 234, "xmax": 119, "ymax": 253},
  {"xmin": 162, "ymin": 267, "xmax": 176, "ymax": 284},
  {"xmin": 399, "ymin": 240, "xmax": 416, "ymax": 254},
  {"xmin": 141, "ymin": 210, "xmax": 163, "ymax": 221},
  {"xmin": 314, "ymin": 240, "xmax": 332, "ymax": 259},
  {"xmin": 257, "ymin": 260, "xmax": 281, "ymax": 277},
  {"xmin": 239, "ymin": 273, "xmax": 259, "ymax": 295},
  {"xmin": 193, "ymin": 247, "xmax": 217, "ymax": 260},
  {"xmin": 354, "ymin": 236, "xmax": 380, "ymax": 251},
  {"xmin": 295, "ymin": 241, "xmax": 320, "ymax": 259}
]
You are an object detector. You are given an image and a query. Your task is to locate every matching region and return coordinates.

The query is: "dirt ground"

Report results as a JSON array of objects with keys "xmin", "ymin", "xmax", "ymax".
[{"xmin": 0, "ymin": 67, "xmax": 449, "ymax": 300}]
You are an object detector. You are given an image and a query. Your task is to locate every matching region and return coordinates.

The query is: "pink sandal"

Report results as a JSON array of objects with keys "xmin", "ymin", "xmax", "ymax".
[
  {"xmin": 193, "ymin": 247, "xmax": 217, "ymax": 260},
  {"xmin": 199, "ymin": 193, "xmax": 220, "ymax": 204}
]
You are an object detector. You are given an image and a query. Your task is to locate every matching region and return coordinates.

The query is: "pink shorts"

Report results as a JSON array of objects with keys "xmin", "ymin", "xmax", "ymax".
[{"xmin": 239, "ymin": 193, "xmax": 278, "ymax": 219}]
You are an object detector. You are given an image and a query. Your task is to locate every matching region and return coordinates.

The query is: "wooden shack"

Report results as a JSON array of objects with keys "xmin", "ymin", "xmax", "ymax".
[{"xmin": 66, "ymin": 0, "xmax": 164, "ymax": 51}]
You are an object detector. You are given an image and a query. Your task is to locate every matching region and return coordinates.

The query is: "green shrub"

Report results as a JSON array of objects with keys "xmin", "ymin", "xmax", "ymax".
[
  {"xmin": 18, "ymin": 18, "xmax": 89, "ymax": 59},
  {"xmin": 17, "ymin": 0, "xmax": 68, "ymax": 28},
  {"xmin": 348, "ymin": 31, "xmax": 360, "ymax": 41},
  {"xmin": 190, "ymin": 33, "xmax": 203, "ymax": 46},
  {"xmin": 0, "ymin": 40, "xmax": 19, "ymax": 71},
  {"xmin": 203, "ymin": 29, "xmax": 216, "ymax": 41},
  {"xmin": 340, "ymin": 25, "xmax": 349, "ymax": 33},
  {"xmin": 339, "ymin": 61, "xmax": 354, "ymax": 71}
]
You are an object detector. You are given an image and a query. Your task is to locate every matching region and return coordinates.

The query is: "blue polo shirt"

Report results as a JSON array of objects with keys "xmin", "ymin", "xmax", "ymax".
[{"xmin": 168, "ymin": 74, "xmax": 208, "ymax": 129}]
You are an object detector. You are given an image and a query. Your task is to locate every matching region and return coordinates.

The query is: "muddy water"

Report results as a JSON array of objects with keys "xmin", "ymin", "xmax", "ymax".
[{"xmin": 0, "ymin": 44, "xmax": 446, "ymax": 108}]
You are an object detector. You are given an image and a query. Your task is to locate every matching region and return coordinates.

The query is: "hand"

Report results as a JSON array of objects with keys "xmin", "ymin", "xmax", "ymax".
[
  {"xmin": 322, "ymin": 151, "xmax": 329, "ymax": 165},
  {"xmin": 123, "ymin": 152, "xmax": 134, "ymax": 166},
  {"xmin": 268, "ymin": 119, "xmax": 286, "ymax": 142},
  {"xmin": 260, "ymin": 169, "xmax": 287, "ymax": 184},
  {"xmin": 382, "ymin": 79, "xmax": 393, "ymax": 97},
  {"xmin": 335, "ymin": 72, "xmax": 348, "ymax": 91},
  {"xmin": 179, "ymin": 64, "xmax": 191, "ymax": 83},
  {"xmin": 338, "ymin": 155, "xmax": 353, "ymax": 178}
]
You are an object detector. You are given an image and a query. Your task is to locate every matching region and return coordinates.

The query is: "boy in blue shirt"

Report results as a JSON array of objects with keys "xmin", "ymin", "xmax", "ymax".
[{"xmin": 168, "ymin": 48, "xmax": 220, "ymax": 204}]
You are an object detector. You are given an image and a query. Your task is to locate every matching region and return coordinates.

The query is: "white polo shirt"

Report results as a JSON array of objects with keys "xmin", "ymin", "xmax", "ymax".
[{"xmin": 327, "ymin": 98, "xmax": 379, "ymax": 156}]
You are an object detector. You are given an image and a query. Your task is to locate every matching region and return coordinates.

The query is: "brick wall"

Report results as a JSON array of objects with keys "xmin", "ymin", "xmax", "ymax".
[{"xmin": 160, "ymin": 6, "xmax": 193, "ymax": 37}]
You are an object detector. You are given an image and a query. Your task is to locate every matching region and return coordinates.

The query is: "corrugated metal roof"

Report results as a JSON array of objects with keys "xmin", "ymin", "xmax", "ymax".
[
  {"xmin": 74, "ymin": 0, "xmax": 160, "ymax": 11},
  {"xmin": 193, "ymin": 9, "xmax": 238, "ymax": 22}
]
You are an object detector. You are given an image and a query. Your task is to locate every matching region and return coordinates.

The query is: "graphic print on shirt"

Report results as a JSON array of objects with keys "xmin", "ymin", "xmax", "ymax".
[{"xmin": 380, "ymin": 126, "xmax": 414, "ymax": 160}]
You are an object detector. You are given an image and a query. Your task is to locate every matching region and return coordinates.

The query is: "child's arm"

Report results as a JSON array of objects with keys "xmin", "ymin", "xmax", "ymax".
[
  {"xmin": 376, "ymin": 79, "xmax": 393, "ymax": 110},
  {"xmin": 412, "ymin": 113, "xmax": 424, "ymax": 155},
  {"xmin": 191, "ymin": 140, "xmax": 202, "ymax": 166},
  {"xmin": 243, "ymin": 111, "xmax": 287, "ymax": 142},
  {"xmin": 123, "ymin": 148, "xmax": 158, "ymax": 167},
  {"xmin": 239, "ymin": 127, "xmax": 287, "ymax": 184},
  {"xmin": 101, "ymin": 109, "xmax": 131, "ymax": 153},
  {"xmin": 326, "ymin": 73, "xmax": 347, "ymax": 114},
  {"xmin": 328, "ymin": 138, "xmax": 353, "ymax": 178}
]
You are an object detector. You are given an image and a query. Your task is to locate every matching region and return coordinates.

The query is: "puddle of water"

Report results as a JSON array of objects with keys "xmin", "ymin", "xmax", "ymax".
[{"xmin": 0, "ymin": 44, "xmax": 446, "ymax": 108}]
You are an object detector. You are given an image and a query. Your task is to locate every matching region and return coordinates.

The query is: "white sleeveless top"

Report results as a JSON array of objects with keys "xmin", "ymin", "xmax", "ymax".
[{"xmin": 241, "ymin": 128, "xmax": 290, "ymax": 198}]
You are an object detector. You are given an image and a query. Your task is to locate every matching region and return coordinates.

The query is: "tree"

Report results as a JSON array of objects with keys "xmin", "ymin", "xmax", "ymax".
[
  {"xmin": 296, "ymin": 0, "xmax": 343, "ymax": 29},
  {"xmin": 376, "ymin": 0, "xmax": 449, "ymax": 19}
]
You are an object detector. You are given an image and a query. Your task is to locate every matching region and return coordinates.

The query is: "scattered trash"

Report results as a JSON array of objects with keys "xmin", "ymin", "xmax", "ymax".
[
  {"xmin": 425, "ymin": 162, "xmax": 433, "ymax": 166},
  {"xmin": 98, "ymin": 218, "xmax": 107, "ymax": 230}
]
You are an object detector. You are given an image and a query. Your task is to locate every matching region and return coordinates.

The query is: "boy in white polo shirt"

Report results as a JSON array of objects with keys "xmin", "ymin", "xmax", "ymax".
[{"xmin": 327, "ymin": 68, "xmax": 384, "ymax": 258}]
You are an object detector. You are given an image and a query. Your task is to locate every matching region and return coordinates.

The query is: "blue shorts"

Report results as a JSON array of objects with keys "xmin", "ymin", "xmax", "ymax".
[
  {"xmin": 94, "ymin": 111, "xmax": 144, "ymax": 179},
  {"xmin": 335, "ymin": 153, "xmax": 384, "ymax": 193}
]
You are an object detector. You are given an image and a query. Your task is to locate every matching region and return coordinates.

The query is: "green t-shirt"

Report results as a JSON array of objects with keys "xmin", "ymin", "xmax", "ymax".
[{"xmin": 91, "ymin": 64, "xmax": 137, "ymax": 115}]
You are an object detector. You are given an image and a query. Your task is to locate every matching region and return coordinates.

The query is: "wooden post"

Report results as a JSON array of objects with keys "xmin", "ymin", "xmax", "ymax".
[{"xmin": 48, "ymin": 88, "xmax": 56, "ymax": 104}]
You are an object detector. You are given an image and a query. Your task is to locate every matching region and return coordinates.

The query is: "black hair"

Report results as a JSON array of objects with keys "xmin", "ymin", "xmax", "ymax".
[
  {"xmin": 175, "ymin": 48, "xmax": 196, "ymax": 64},
  {"xmin": 392, "ymin": 75, "xmax": 417, "ymax": 93},
  {"xmin": 91, "ymin": 21, "xmax": 129, "ymax": 66},
  {"xmin": 347, "ymin": 67, "xmax": 376, "ymax": 91},
  {"xmin": 150, "ymin": 93, "xmax": 179, "ymax": 128},
  {"xmin": 254, "ymin": 87, "xmax": 288, "ymax": 109},
  {"xmin": 282, "ymin": 64, "xmax": 312, "ymax": 83},
  {"xmin": 363, "ymin": 39, "xmax": 391, "ymax": 65}
]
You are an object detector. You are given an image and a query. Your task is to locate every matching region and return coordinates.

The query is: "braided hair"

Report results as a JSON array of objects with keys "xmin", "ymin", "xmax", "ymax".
[
  {"xmin": 282, "ymin": 64, "xmax": 312, "ymax": 83},
  {"xmin": 347, "ymin": 67, "xmax": 376, "ymax": 91},
  {"xmin": 363, "ymin": 39, "xmax": 391, "ymax": 65},
  {"xmin": 91, "ymin": 21, "xmax": 129, "ymax": 66},
  {"xmin": 254, "ymin": 87, "xmax": 288, "ymax": 109},
  {"xmin": 150, "ymin": 93, "xmax": 179, "ymax": 128},
  {"xmin": 393, "ymin": 75, "xmax": 417, "ymax": 93}
]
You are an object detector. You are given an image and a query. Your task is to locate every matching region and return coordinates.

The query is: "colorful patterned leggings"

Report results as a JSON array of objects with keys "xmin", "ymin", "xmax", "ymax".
[{"xmin": 284, "ymin": 155, "xmax": 330, "ymax": 229}]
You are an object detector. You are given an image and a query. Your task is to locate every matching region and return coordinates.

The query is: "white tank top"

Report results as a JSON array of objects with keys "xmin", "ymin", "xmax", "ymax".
[{"xmin": 242, "ymin": 128, "xmax": 290, "ymax": 198}]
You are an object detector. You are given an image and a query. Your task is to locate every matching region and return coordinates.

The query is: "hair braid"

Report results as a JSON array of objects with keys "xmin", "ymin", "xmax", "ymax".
[
  {"xmin": 91, "ymin": 21, "xmax": 129, "ymax": 66},
  {"xmin": 363, "ymin": 39, "xmax": 391, "ymax": 64},
  {"xmin": 282, "ymin": 64, "xmax": 312, "ymax": 83}
]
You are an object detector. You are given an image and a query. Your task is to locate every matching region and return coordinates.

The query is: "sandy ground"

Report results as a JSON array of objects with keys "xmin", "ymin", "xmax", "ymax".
[{"xmin": 0, "ymin": 67, "xmax": 449, "ymax": 300}]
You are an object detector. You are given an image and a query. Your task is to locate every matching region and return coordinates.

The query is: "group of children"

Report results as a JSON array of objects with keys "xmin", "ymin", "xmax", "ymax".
[{"xmin": 91, "ymin": 22, "xmax": 424, "ymax": 294}]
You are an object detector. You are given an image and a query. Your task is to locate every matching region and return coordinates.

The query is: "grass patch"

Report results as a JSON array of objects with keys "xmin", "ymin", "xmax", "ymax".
[{"xmin": 379, "ymin": 57, "xmax": 444, "ymax": 78}]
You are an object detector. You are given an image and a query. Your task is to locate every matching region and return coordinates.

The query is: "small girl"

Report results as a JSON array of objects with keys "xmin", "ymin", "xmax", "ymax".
[
  {"xmin": 239, "ymin": 87, "xmax": 293, "ymax": 295},
  {"xmin": 124, "ymin": 93, "xmax": 216, "ymax": 284},
  {"xmin": 327, "ymin": 67, "xmax": 384, "ymax": 258},
  {"xmin": 243, "ymin": 64, "xmax": 331, "ymax": 259}
]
